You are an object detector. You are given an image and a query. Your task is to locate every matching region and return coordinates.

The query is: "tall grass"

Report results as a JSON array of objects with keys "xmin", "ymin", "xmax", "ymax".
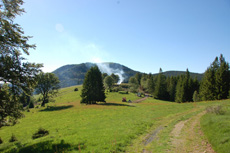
[{"xmin": 201, "ymin": 101, "xmax": 230, "ymax": 153}]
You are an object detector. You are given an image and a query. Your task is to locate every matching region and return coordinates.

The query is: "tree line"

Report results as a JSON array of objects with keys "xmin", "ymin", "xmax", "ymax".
[{"xmin": 129, "ymin": 54, "xmax": 230, "ymax": 103}]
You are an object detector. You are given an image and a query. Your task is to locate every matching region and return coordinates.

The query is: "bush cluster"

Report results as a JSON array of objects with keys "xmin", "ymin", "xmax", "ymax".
[
  {"xmin": 32, "ymin": 128, "xmax": 49, "ymax": 139},
  {"xmin": 9, "ymin": 134, "xmax": 17, "ymax": 142},
  {"xmin": 206, "ymin": 105, "xmax": 225, "ymax": 115}
]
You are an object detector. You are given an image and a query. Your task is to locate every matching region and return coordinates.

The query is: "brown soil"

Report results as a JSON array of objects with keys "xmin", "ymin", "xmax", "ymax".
[
  {"xmin": 132, "ymin": 97, "xmax": 148, "ymax": 103},
  {"xmin": 169, "ymin": 112, "xmax": 216, "ymax": 153}
]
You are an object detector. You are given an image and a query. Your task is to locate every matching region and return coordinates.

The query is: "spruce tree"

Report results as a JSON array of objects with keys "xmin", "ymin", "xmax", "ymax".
[
  {"xmin": 200, "ymin": 54, "xmax": 230, "ymax": 101},
  {"xmin": 147, "ymin": 75, "xmax": 155, "ymax": 94},
  {"xmin": 154, "ymin": 68, "xmax": 167, "ymax": 100},
  {"xmin": 167, "ymin": 76, "xmax": 177, "ymax": 101},
  {"xmin": 215, "ymin": 55, "xmax": 230, "ymax": 99},
  {"xmin": 199, "ymin": 68, "xmax": 216, "ymax": 101},
  {"xmin": 81, "ymin": 66, "xmax": 106, "ymax": 104},
  {"xmin": 175, "ymin": 75, "xmax": 186, "ymax": 103}
]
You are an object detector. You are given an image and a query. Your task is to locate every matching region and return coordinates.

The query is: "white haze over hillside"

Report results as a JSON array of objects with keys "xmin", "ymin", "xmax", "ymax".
[{"xmin": 96, "ymin": 63, "xmax": 125, "ymax": 84}]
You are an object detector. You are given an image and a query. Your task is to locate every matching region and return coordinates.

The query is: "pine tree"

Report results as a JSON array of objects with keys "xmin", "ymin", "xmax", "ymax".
[
  {"xmin": 167, "ymin": 76, "xmax": 177, "ymax": 101},
  {"xmin": 154, "ymin": 68, "xmax": 167, "ymax": 100},
  {"xmin": 147, "ymin": 75, "xmax": 155, "ymax": 94},
  {"xmin": 81, "ymin": 66, "xmax": 106, "ymax": 104},
  {"xmin": 200, "ymin": 54, "xmax": 230, "ymax": 101},
  {"xmin": 215, "ymin": 55, "xmax": 230, "ymax": 99},
  {"xmin": 199, "ymin": 68, "xmax": 216, "ymax": 101},
  {"xmin": 175, "ymin": 75, "xmax": 186, "ymax": 103}
]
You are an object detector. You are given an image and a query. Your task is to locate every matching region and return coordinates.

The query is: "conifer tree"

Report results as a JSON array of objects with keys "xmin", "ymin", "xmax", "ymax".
[
  {"xmin": 167, "ymin": 76, "xmax": 177, "ymax": 101},
  {"xmin": 147, "ymin": 75, "xmax": 155, "ymax": 94},
  {"xmin": 200, "ymin": 54, "xmax": 230, "ymax": 101},
  {"xmin": 175, "ymin": 75, "xmax": 186, "ymax": 103},
  {"xmin": 154, "ymin": 68, "xmax": 167, "ymax": 100},
  {"xmin": 81, "ymin": 66, "xmax": 106, "ymax": 104},
  {"xmin": 215, "ymin": 54, "xmax": 230, "ymax": 99}
]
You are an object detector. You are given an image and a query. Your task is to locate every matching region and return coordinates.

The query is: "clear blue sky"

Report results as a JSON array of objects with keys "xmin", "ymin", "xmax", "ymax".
[{"xmin": 16, "ymin": 0, "xmax": 230, "ymax": 74}]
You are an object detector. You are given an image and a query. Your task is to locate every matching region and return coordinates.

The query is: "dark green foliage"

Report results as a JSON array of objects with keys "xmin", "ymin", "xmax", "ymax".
[
  {"xmin": 228, "ymin": 90, "xmax": 230, "ymax": 99},
  {"xmin": 35, "ymin": 73, "xmax": 60, "ymax": 107},
  {"xmin": 111, "ymin": 73, "xmax": 119, "ymax": 84},
  {"xmin": 167, "ymin": 76, "xmax": 177, "ymax": 101},
  {"xmin": 175, "ymin": 75, "xmax": 186, "ymax": 102},
  {"xmin": 0, "ymin": 84, "xmax": 24, "ymax": 127},
  {"xmin": 215, "ymin": 55, "xmax": 230, "ymax": 99},
  {"xmin": 0, "ymin": 137, "xmax": 3, "ymax": 144},
  {"xmin": 102, "ymin": 73, "xmax": 108, "ymax": 80},
  {"xmin": 9, "ymin": 134, "xmax": 17, "ymax": 142},
  {"xmin": 128, "ymin": 77, "xmax": 139, "ymax": 93},
  {"xmin": 147, "ymin": 75, "xmax": 155, "ymax": 94},
  {"xmin": 154, "ymin": 68, "xmax": 167, "ymax": 100},
  {"xmin": 0, "ymin": 0, "xmax": 42, "ymax": 127},
  {"xmin": 193, "ymin": 90, "xmax": 200, "ymax": 102},
  {"xmin": 200, "ymin": 54, "xmax": 230, "ymax": 101},
  {"xmin": 28, "ymin": 101, "xmax": 34, "ymax": 108},
  {"xmin": 32, "ymin": 128, "xmax": 49, "ymax": 139},
  {"xmin": 81, "ymin": 66, "xmax": 106, "ymax": 104},
  {"xmin": 140, "ymin": 74, "xmax": 149, "ymax": 92},
  {"xmin": 175, "ymin": 69, "xmax": 199, "ymax": 102},
  {"xmin": 199, "ymin": 68, "xmax": 216, "ymax": 101},
  {"xmin": 104, "ymin": 76, "xmax": 114, "ymax": 91},
  {"xmin": 135, "ymin": 72, "xmax": 142, "ymax": 85}
]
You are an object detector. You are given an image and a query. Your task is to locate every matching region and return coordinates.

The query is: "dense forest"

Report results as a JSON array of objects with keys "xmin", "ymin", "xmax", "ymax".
[{"xmin": 128, "ymin": 54, "xmax": 230, "ymax": 103}]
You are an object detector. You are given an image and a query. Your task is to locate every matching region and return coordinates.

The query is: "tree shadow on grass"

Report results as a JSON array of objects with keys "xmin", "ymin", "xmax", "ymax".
[
  {"xmin": 40, "ymin": 105, "xmax": 74, "ymax": 112},
  {"xmin": 8, "ymin": 140, "xmax": 86, "ymax": 153},
  {"xmin": 99, "ymin": 102, "xmax": 135, "ymax": 107}
]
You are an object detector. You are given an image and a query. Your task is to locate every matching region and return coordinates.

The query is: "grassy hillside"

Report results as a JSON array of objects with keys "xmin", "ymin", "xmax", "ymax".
[{"xmin": 0, "ymin": 86, "xmax": 229, "ymax": 152}]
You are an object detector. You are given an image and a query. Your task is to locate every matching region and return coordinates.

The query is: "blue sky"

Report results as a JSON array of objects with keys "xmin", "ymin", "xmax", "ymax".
[{"xmin": 16, "ymin": 0, "xmax": 230, "ymax": 74}]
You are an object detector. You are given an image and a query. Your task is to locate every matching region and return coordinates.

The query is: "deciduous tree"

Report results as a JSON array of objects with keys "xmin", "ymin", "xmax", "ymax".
[
  {"xmin": 35, "ymin": 73, "xmax": 60, "ymax": 107},
  {"xmin": 0, "ymin": 0, "xmax": 42, "ymax": 126}
]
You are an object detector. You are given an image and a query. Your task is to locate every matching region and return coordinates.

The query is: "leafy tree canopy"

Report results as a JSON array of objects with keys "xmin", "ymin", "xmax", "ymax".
[
  {"xmin": 35, "ymin": 73, "xmax": 60, "ymax": 107},
  {"xmin": 0, "ymin": 0, "xmax": 42, "ymax": 126}
]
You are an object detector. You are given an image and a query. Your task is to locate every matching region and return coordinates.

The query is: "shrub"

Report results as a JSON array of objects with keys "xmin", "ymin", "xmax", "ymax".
[
  {"xmin": 193, "ymin": 90, "xmax": 200, "ymax": 102},
  {"xmin": 9, "ymin": 134, "xmax": 17, "ymax": 142},
  {"xmin": 32, "ymin": 128, "xmax": 49, "ymax": 139},
  {"xmin": 0, "ymin": 137, "xmax": 3, "ymax": 144},
  {"xmin": 74, "ymin": 88, "xmax": 78, "ymax": 91},
  {"xmin": 206, "ymin": 105, "xmax": 225, "ymax": 115},
  {"xmin": 29, "ymin": 101, "xmax": 34, "ymax": 108}
]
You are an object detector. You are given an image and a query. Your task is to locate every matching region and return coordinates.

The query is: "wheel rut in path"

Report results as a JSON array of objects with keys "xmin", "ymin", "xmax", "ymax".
[{"xmin": 169, "ymin": 112, "xmax": 216, "ymax": 153}]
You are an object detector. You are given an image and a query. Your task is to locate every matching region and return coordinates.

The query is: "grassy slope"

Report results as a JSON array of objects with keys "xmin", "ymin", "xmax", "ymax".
[
  {"xmin": 0, "ymin": 85, "xmax": 229, "ymax": 152},
  {"xmin": 201, "ymin": 101, "xmax": 230, "ymax": 153}
]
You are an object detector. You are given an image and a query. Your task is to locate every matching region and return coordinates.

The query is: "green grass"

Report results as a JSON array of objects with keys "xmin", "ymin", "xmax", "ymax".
[
  {"xmin": 0, "ymin": 85, "xmax": 229, "ymax": 152},
  {"xmin": 201, "ymin": 100, "xmax": 230, "ymax": 153}
]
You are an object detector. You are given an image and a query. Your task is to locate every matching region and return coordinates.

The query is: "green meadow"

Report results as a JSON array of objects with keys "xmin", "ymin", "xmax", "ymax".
[{"xmin": 0, "ymin": 85, "xmax": 229, "ymax": 153}]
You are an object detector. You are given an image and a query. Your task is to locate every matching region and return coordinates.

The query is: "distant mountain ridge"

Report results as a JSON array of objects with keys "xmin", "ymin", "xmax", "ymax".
[
  {"xmin": 160, "ymin": 71, "xmax": 203, "ymax": 81},
  {"xmin": 53, "ymin": 62, "xmax": 138, "ymax": 88},
  {"xmin": 53, "ymin": 62, "xmax": 203, "ymax": 88}
]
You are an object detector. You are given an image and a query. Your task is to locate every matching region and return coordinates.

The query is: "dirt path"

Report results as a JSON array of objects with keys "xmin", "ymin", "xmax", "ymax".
[
  {"xmin": 132, "ymin": 97, "xmax": 148, "ymax": 103},
  {"xmin": 169, "ymin": 112, "xmax": 216, "ymax": 153}
]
